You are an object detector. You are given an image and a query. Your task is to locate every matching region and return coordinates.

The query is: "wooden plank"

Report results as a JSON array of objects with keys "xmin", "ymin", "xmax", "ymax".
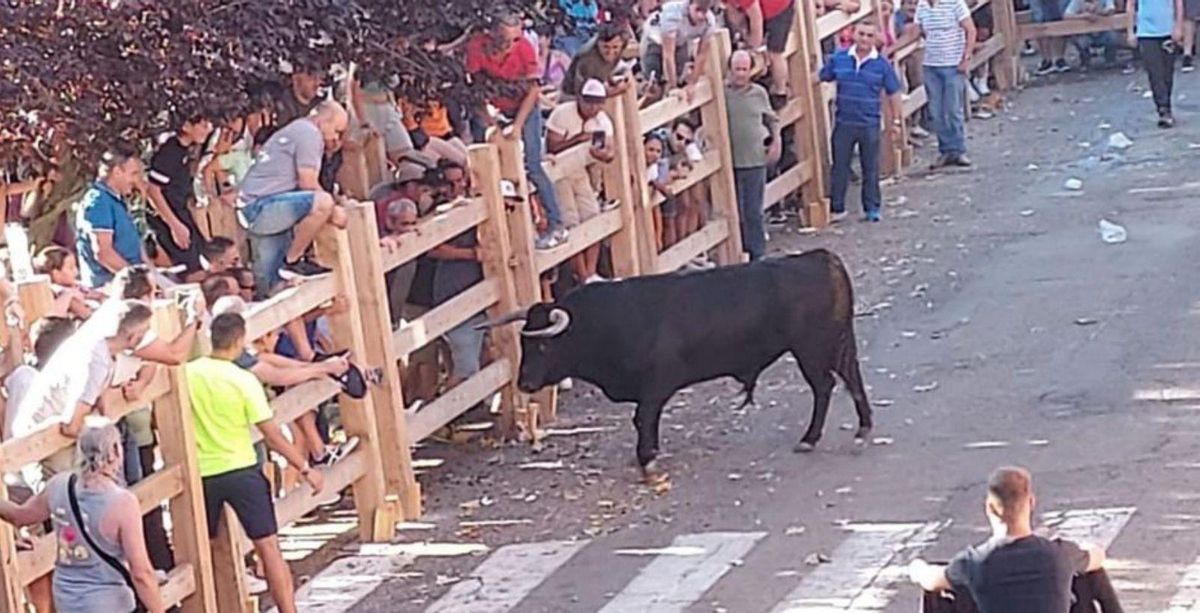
[
  {"xmin": 777, "ymin": 97, "xmax": 806, "ymax": 127},
  {"xmin": 601, "ymin": 92, "xmax": 643, "ymax": 281},
  {"xmin": 791, "ymin": 0, "xmax": 831, "ymax": 227},
  {"xmin": 18, "ymin": 465, "xmax": 185, "ymax": 585},
  {"xmin": 543, "ymin": 142, "xmax": 594, "ymax": 184},
  {"xmin": 903, "ymin": 85, "xmax": 928, "ymax": 118},
  {"xmin": 161, "ymin": 564, "xmax": 198, "ymax": 609},
  {"xmin": 1020, "ymin": 12, "xmax": 1128, "ymax": 40},
  {"xmin": 699, "ymin": 30, "xmax": 745, "ymax": 265},
  {"xmin": 469, "ymin": 144, "xmax": 529, "ymax": 440},
  {"xmin": 647, "ymin": 154, "xmax": 722, "ymax": 209},
  {"xmin": 968, "ymin": 35, "xmax": 1007, "ymax": 71},
  {"xmin": 817, "ymin": 2, "xmax": 875, "ymax": 40},
  {"xmin": 891, "ymin": 37, "xmax": 924, "ymax": 64},
  {"xmin": 393, "ymin": 279, "xmax": 500, "ymax": 357},
  {"xmin": 243, "ymin": 275, "xmax": 338, "ymax": 344},
  {"xmin": 249, "ymin": 378, "xmax": 342, "ymax": 445},
  {"xmin": 533, "ymin": 210, "xmax": 623, "ymax": 274},
  {"xmin": 338, "ymin": 201, "xmax": 422, "ymax": 520},
  {"xmin": 764, "ymin": 161, "xmax": 815, "ymax": 210},
  {"xmin": 406, "ymin": 359, "xmax": 512, "ymax": 443},
  {"xmin": 656, "ymin": 220, "xmax": 730, "ymax": 275},
  {"xmin": 268, "ymin": 452, "xmax": 367, "ymax": 539},
  {"xmin": 971, "ymin": 0, "xmax": 994, "ymax": 12},
  {"xmin": 379, "ymin": 198, "xmax": 489, "ymax": 273},
  {"xmin": 639, "ymin": 77, "xmax": 717, "ymax": 134}
]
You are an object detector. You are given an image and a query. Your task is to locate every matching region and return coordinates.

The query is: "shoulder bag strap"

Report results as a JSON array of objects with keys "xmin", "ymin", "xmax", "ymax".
[{"xmin": 67, "ymin": 474, "xmax": 146, "ymax": 611}]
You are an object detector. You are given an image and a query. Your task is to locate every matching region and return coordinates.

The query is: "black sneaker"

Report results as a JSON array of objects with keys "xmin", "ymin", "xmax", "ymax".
[
  {"xmin": 1034, "ymin": 60, "xmax": 1055, "ymax": 76},
  {"xmin": 1159, "ymin": 110, "xmax": 1176, "ymax": 128},
  {"xmin": 279, "ymin": 258, "xmax": 331, "ymax": 279},
  {"xmin": 312, "ymin": 436, "xmax": 360, "ymax": 467},
  {"xmin": 1054, "ymin": 58, "xmax": 1072, "ymax": 73},
  {"xmin": 1185, "ymin": 55, "xmax": 1196, "ymax": 72}
]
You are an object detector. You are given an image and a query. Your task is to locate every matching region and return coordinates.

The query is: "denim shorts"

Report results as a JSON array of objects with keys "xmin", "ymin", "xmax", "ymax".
[
  {"xmin": 1031, "ymin": 0, "xmax": 1067, "ymax": 23},
  {"xmin": 238, "ymin": 191, "xmax": 316, "ymax": 237}
]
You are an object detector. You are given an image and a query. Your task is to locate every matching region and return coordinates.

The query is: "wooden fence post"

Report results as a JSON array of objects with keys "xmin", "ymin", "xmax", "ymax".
[
  {"xmin": 338, "ymin": 202, "xmax": 423, "ymax": 520},
  {"xmin": 790, "ymin": 0, "xmax": 832, "ymax": 212},
  {"xmin": 468, "ymin": 144, "xmax": 528, "ymax": 439},
  {"xmin": 991, "ymin": 0, "xmax": 1021, "ymax": 89},
  {"xmin": 602, "ymin": 94, "xmax": 642, "ymax": 280},
  {"xmin": 315, "ymin": 224, "xmax": 403, "ymax": 537},
  {"xmin": 803, "ymin": 0, "xmax": 837, "ymax": 227},
  {"xmin": 150, "ymin": 302, "xmax": 219, "ymax": 613},
  {"xmin": 491, "ymin": 134, "xmax": 556, "ymax": 436},
  {"xmin": 699, "ymin": 29, "xmax": 746, "ymax": 265},
  {"xmin": 618, "ymin": 86, "xmax": 661, "ymax": 274}
]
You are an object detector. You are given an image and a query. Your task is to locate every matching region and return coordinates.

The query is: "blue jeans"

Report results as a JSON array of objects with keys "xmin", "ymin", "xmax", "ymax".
[
  {"xmin": 830, "ymin": 123, "xmax": 882, "ymax": 214},
  {"xmin": 523, "ymin": 112, "xmax": 563, "ymax": 230},
  {"xmin": 734, "ymin": 166, "xmax": 767, "ymax": 261},
  {"xmin": 923, "ymin": 66, "xmax": 967, "ymax": 157},
  {"xmin": 239, "ymin": 191, "xmax": 315, "ymax": 295}
]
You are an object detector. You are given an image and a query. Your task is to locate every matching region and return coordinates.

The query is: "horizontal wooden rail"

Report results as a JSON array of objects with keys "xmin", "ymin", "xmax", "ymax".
[
  {"xmin": 393, "ymin": 278, "xmax": 500, "ymax": 357},
  {"xmin": 648, "ymin": 154, "xmax": 723, "ymax": 209},
  {"xmin": 903, "ymin": 86, "xmax": 928, "ymax": 118},
  {"xmin": 891, "ymin": 36, "xmax": 924, "ymax": 64},
  {"xmin": 656, "ymin": 219, "xmax": 730, "ymax": 274},
  {"xmin": 406, "ymin": 359, "xmax": 512, "ymax": 442},
  {"xmin": 817, "ymin": 3, "xmax": 874, "ymax": 40},
  {"xmin": 160, "ymin": 564, "xmax": 198, "ymax": 609},
  {"xmin": 379, "ymin": 199, "xmax": 489, "ymax": 273},
  {"xmin": 244, "ymin": 276, "xmax": 338, "ymax": 344},
  {"xmin": 240, "ymin": 449, "xmax": 368, "ymax": 551},
  {"xmin": 765, "ymin": 160, "xmax": 816, "ymax": 210},
  {"xmin": 19, "ymin": 464, "xmax": 184, "ymax": 584},
  {"xmin": 543, "ymin": 144, "xmax": 595, "ymax": 184},
  {"xmin": 0, "ymin": 374, "xmax": 172, "ymax": 473},
  {"xmin": 640, "ymin": 77, "xmax": 718, "ymax": 134},
  {"xmin": 1019, "ymin": 12, "xmax": 1128, "ymax": 39},
  {"xmin": 778, "ymin": 97, "xmax": 807, "ymax": 127},
  {"xmin": 969, "ymin": 35, "xmax": 1007, "ymax": 71},
  {"xmin": 250, "ymin": 377, "xmax": 342, "ymax": 445},
  {"xmin": 534, "ymin": 210, "xmax": 624, "ymax": 274}
]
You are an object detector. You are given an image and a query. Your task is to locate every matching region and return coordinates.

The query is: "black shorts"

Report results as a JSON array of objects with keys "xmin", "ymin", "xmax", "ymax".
[
  {"xmin": 202, "ymin": 466, "xmax": 278, "ymax": 541},
  {"xmin": 765, "ymin": 2, "xmax": 797, "ymax": 54}
]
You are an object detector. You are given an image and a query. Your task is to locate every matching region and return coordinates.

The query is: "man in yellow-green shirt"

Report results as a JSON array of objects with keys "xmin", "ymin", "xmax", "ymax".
[{"xmin": 186, "ymin": 312, "xmax": 324, "ymax": 613}]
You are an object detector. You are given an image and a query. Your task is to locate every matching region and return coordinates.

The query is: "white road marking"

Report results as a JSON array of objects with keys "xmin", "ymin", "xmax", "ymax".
[
  {"xmin": 1041, "ymin": 506, "xmax": 1136, "ymax": 547},
  {"xmin": 1166, "ymin": 556, "xmax": 1200, "ymax": 612},
  {"xmin": 284, "ymin": 554, "xmax": 414, "ymax": 613},
  {"xmin": 423, "ymin": 540, "xmax": 588, "ymax": 613},
  {"xmin": 771, "ymin": 521, "xmax": 947, "ymax": 612},
  {"xmin": 598, "ymin": 531, "xmax": 768, "ymax": 613}
]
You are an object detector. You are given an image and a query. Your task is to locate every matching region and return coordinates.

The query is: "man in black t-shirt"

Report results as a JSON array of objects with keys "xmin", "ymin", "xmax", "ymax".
[
  {"xmin": 908, "ymin": 467, "xmax": 1112, "ymax": 613},
  {"xmin": 146, "ymin": 115, "xmax": 213, "ymax": 272}
]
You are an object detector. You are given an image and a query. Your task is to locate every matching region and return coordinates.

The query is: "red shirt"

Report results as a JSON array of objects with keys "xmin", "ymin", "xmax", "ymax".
[
  {"xmin": 730, "ymin": 0, "xmax": 793, "ymax": 21},
  {"xmin": 464, "ymin": 33, "xmax": 540, "ymax": 114}
]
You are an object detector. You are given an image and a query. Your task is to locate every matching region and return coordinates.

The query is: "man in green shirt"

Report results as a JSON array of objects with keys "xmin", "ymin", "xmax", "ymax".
[
  {"xmin": 186, "ymin": 313, "xmax": 324, "ymax": 613},
  {"xmin": 725, "ymin": 50, "xmax": 781, "ymax": 261}
]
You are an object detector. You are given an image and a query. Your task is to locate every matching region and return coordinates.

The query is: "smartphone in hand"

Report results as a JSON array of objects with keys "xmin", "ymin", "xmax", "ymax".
[{"xmin": 592, "ymin": 131, "xmax": 607, "ymax": 148}]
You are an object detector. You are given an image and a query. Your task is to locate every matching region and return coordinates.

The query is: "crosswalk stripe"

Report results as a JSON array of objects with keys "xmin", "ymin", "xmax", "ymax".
[
  {"xmin": 423, "ymin": 540, "xmax": 588, "ymax": 613},
  {"xmin": 770, "ymin": 521, "xmax": 947, "ymax": 612},
  {"xmin": 1041, "ymin": 506, "xmax": 1136, "ymax": 547},
  {"xmin": 1165, "ymin": 555, "xmax": 1200, "ymax": 612},
  {"xmin": 597, "ymin": 531, "xmax": 768, "ymax": 613},
  {"xmin": 287, "ymin": 554, "xmax": 412, "ymax": 613}
]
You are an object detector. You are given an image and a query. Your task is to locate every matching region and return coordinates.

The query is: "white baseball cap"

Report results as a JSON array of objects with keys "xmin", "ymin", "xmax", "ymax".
[
  {"xmin": 500, "ymin": 180, "xmax": 522, "ymax": 200},
  {"xmin": 580, "ymin": 79, "xmax": 607, "ymax": 101}
]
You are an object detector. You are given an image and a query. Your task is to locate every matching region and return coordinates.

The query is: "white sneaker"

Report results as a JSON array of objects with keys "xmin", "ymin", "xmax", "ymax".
[
  {"xmin": 830, "ymin": 211, "xmax": 850, "ymax": 224},
  {"xmin": 973, "ymin": 77, "xmax": 991, "ymax": 96},
  {"xmin": 245, "ymin": 572, "xmax": 268, "ymax": 594},
  {"xmin": 910, "ymin": 125, "xmax": 930, "ymax": 138},
  {"xmin": 559, "ymin": 377, "xmax": 574, "ymax": 391}
]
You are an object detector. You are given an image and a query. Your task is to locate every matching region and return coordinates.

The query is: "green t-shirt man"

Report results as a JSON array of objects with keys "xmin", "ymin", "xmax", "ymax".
[{"xmin": 186, "ymin": 356, "xmax": 273, "ymax": 477}]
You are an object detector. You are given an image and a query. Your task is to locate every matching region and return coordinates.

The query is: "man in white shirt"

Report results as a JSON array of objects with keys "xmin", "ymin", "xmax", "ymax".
[
  {"xmin": 916, "ymin": 0, "xmax": 977, "ymax": 168},
  {"xmin": 545, "ymin": 79, "xmax": 618, "ymax": 284},
  {"xmin": 641, "ymin": 0, "xmax": 718, "ymax": 92}
]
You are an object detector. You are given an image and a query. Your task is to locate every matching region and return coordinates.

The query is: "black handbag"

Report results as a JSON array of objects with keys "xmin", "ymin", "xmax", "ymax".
[{"xmin": 67, "ymin": 474, "xmax": 148, "ymax": 613}]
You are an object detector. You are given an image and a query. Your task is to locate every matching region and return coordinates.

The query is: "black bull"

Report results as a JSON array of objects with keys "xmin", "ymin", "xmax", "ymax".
[{"xmin": 480, "ymin": 249, "xmax": 872, "ymax": 474}]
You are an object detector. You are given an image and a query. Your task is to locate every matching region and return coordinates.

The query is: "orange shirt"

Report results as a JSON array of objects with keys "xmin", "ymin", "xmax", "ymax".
[{"xmin": 400, "ymin": 99, "xmax": 453, "ymax": 138}]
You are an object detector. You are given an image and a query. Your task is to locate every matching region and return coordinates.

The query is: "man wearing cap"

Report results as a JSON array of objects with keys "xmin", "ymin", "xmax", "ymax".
[
  {"xmin": 369, "ymin": 177, "xmax": 421, "ymax": 327},
  {"xmin": 545, "ymin": 79, "xmax": 617, "ymax": 284},
  {"xmin": 725, "ymin": 50, "xmax": 780, "ymax": 261}
]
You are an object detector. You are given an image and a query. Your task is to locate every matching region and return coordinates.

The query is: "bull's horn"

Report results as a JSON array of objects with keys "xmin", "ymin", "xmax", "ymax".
[
  {"xmin": 474, "ymin": 307, "xmax": 530, "ymax": 330},
  {"xmin": 520, "ymin": 308, "xmax": 571, "ymax": 338}
]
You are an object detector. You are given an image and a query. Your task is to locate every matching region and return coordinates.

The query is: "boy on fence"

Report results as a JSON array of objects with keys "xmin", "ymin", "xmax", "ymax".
[{"xmin": 186, "ymin": 312, "xmax": 324, "ymax": 613}]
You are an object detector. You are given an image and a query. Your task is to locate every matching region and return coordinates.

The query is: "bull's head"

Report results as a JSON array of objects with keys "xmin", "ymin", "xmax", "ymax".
[{"xmin": 477, "ymin": 303, "xmax": 573, "ymax": 393}]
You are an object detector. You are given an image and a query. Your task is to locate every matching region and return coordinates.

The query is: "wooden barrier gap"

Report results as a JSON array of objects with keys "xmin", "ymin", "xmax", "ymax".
[
  {"xmin": 393, "ymin": 278, "xmax": 501, "ymax": 357},
  {"xmin": 379, "ymin": 198, "xmax": 489, "ymax": 273},
  {"xmin": 1019, "ymin": 12, "xmax": 1130, "ymax": 40},
  {"xmin": 406, "ymin": 359, "xmax": 513, "ymax": 442},
  {"xmin": 242, "ymin": 276, "xmax": 339, "ymax": 344}
]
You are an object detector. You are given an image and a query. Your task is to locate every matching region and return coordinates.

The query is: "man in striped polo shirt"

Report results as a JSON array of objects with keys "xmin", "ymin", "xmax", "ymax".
[
  {"xmin": 820, "ymin": 21, "xmax": 903, "ymax": 223},
  {"xmin": 916, "ymin": 0, "xmax": 977, "ymax": 168}
]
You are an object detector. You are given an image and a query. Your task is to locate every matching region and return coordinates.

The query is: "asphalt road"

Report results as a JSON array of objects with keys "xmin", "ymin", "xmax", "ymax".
[{"xmin": 314, "ymin": 64, "xmax": 1200, "ymax": 613}]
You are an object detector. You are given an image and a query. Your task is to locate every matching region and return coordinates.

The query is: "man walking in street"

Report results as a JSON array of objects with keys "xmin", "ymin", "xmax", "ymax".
[
  {"xmin": 237, "ymin": 100, "xmax": 349, "ymax": 294},
  {"xmin": 1128, "ymin": 0, "xmax": 1185, "ymax": 127},
  {"xmin": 725, "ymin": 50, "xmax": 780, "ymax": 261},
  {"xmin": 916, "ymin": 0, "xmax": 976, "ymax": 168},
  {"xmin": 187, "ymin": 312, "xmax": 324, "ymax": 613},
  {"xmin": 820, "ymin": 21, "xmax": 904, "ymax": 223},
  {"xmin": 908, "ymin": 466, "xmax": 1122, "ymax": 612}
]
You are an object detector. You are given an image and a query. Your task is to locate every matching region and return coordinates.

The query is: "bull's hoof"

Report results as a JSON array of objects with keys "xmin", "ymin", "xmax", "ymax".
[
  {"xmin": 641, "ymin": 460, "xmax": 670, "ymax": 485},
  {"xmin": 793, "ymin": 441, "xmax": 816, "ymax": 453}
]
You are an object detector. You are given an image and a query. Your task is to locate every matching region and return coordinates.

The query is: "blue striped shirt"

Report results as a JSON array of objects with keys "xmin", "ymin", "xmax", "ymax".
[{"xmin": 819, "ymin": 47, "xmax": 902, "ymax": 127}]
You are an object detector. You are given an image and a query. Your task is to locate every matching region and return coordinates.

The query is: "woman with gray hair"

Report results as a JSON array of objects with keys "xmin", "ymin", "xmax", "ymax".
[{"xmin": 0, "ymin": 419, "xmax": 165, "ymax": 612}]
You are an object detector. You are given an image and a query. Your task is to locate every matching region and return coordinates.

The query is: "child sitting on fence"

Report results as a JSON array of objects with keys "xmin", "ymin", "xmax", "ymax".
[{"xmin": 33, "ymin": 246, "xmax": 102, "ymax": 320}]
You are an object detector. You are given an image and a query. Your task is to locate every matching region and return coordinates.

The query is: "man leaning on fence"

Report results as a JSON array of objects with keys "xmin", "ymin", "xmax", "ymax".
[
  {"xmin": 725, "ymin": 50, "xmax": 780, "ymax": 262},
  {"xmin": 908, "ymin": 466, "xmax": 1123, "ymax": 613},
  {"xmin": 820, "ymin": 21, "xmax": 903, "ymax": 224}
]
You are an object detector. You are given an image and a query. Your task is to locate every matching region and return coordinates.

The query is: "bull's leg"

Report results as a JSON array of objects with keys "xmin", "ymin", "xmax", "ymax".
[
  {"xmin": 792, "ymin": 352, "xmax": 836, "ymax": 453},
  {"xmin": 632, "ymin": 395, "xmax": 670, "ymax": 478},
  {"xmin": 832, "ymin": 343, "xmax": 873, "ymax": 444}
]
